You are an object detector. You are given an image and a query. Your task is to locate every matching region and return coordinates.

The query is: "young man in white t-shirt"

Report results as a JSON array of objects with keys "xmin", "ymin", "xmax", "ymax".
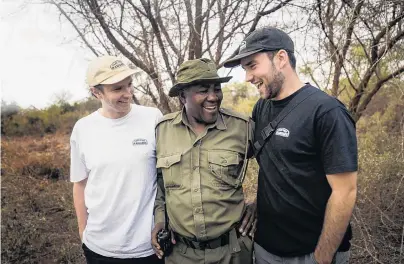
[{"xmin": 70, "ymin": 56, "xmax": 163, "ymax": 264}]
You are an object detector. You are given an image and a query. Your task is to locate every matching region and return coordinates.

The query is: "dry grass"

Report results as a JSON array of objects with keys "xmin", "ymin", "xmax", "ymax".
[
  {"xmin": 349, "ymin": 130, "xmax": 404, "ymax": 263},
  {"xmin": 1, "ymin": 131, "xmax": 403, "ymax": 263},
  {"xmin": 1, "ymin": 134, "xmax": 85, "ymax": 264},
  {"xmin": 1, "ymin": 133, "xmax": 70, "ymax": 180}
]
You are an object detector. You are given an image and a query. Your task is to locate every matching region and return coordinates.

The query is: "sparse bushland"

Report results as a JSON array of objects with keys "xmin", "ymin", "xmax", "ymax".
[{"xmin": 1, "ymin": 83, "xmax": 403, "ymax": 263}]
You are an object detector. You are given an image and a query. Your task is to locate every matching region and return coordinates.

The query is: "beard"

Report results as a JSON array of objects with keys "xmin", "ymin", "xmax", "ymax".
[{"xmin": 265, "ymin": 70, "xmax": 285, "ymax": 100}]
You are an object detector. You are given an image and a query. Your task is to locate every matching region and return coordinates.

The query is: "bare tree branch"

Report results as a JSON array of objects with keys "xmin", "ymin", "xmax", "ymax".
[
  {"xmin": 86, "ymin": 0, "xmax": 150, "ymax": 71},
  {"xmin": 153, "ymin": 0, "xmax": 180, "ymax": 55},
  {"xmin": 193, "ymin": 0, "xmax": 203, "ymax": 58},
  {"xmin": 372, "ymin": 10, "xmax": 404, "ymax": 62},
  {"xmin": 219, "ymin": 0, "xmax": 294, "ymax": 67},
  {"xmin": 139, "ymin": 0, "xmax": 175, "ymax": 83},
  {"xmin": 48, "ymin": 0, "xmax": 298, "ymax": 112},
  {"xmin": 49, "ymin": 0, "xmax": 99, "ymax": 56},
  {"xmin": 356, "ymin": 65, "xmax": 404, "ymax": 119},
  {"xmin": 248, "ymin": 0, "xmax": 293, "ymax": 34},
  {"xmin": 126, "ymin": 0, "xmax": 148, "ymax": 17}
]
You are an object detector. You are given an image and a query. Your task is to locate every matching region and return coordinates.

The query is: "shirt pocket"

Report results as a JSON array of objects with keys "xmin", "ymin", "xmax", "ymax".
[
  {"xmin": 208, "ymin": 150, "xmax": 243, "ymax": 188},
  {"xmin": 157, "ymin": 153, "xmax": 182, "ymax": 189}
]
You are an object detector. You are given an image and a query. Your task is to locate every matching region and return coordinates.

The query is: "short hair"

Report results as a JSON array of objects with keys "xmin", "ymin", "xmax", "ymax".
[
  {"xmin": 91, "ymin": 84, "xmax": 104, "ymax": 98},
  {"xmin": 267, "ymin": 50, "xmax": 296, "ymax": 70}
]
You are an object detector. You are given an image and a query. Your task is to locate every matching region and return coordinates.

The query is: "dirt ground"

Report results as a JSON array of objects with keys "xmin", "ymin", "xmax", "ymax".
[
  {"xmin": 1, "ymin": 134, "xmax": 85, "ymax": 264},
  {"xmin": 1, "ymin": 134, "xmax": 403, "ymax": 263},
  {"xmin": 1, "ymin": 174, "xmax": 85, "ymax": 264}
]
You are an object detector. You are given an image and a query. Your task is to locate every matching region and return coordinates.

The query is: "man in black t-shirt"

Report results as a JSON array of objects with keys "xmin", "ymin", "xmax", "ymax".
[{"xmin": 223, "ymin": 27, "xmax": 358, "ymax": 264}]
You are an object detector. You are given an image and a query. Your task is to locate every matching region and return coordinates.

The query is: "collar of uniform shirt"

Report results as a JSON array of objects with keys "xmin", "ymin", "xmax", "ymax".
[{"xmin": 172, "ymin": 107, "xmax": 227, "ymax": 131}]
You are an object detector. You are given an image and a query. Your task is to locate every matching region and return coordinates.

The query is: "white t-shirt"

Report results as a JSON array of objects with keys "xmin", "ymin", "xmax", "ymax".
[{"xmin": 70, "ymin": 104, "xmax": 163, "ymax": 258}]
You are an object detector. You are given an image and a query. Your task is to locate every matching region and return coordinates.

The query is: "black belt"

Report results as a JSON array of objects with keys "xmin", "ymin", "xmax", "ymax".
[{"xmin": 174, "ymin": 229, "xmax": 240, "ymax": 250}]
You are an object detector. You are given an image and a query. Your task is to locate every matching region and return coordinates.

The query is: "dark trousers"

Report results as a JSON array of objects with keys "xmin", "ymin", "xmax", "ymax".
[{"xmin": 82, "ymin": 243, "xmax": 163, "ymax": 264}]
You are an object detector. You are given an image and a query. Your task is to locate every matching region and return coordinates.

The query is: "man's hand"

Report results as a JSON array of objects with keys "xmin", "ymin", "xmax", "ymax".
[
  {"xmin": 239, "ymin": 200, "xmax": 257, "ymax": 237},
  {"xmin": 151, "ymin": 222, "xmax": 165, "ymax": 259},
  {"xmin": 151, "ymin": 222, "xmax": 176, "ymax": 259},
  {"xmin": 313, "ymin": 250, "xmax": 333, "ymax": 264}
]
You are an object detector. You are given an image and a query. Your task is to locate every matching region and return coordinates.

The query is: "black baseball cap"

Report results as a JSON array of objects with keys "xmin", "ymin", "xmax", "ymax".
[{"xmin": 223, "ymin": 27, "xmax": 294, "ymax": 68}]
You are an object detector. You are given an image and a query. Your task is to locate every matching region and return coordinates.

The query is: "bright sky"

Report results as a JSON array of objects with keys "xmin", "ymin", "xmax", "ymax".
[{"xmin": 1, "ymin": 0, "xmax": 93, "ymax": 109}]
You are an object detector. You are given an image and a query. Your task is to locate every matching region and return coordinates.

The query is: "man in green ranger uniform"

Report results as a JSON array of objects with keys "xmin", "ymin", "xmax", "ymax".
[{"xmin": 151, "ymin": 58, "xmax": 256, "ymax": 264}]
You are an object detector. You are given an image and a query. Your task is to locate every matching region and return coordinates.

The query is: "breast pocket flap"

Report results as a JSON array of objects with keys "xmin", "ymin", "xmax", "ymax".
[
  {"xmin": 208, "ymin": 151, "xmax": 239, "ymax": 167},
  {"xmin": 157, "ymin": 154, "xmax": 181, "ymax": 168}
]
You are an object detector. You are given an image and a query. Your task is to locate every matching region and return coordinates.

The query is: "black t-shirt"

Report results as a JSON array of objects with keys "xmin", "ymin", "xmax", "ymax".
[{"xmin": 252, "ymin": 84, "xmax": 358, "ymax": 257}]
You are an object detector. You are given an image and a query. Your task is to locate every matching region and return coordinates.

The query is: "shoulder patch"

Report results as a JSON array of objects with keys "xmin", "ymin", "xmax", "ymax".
[
  {"xmin": 219, "ymin": 108, "xmax": 249, "ymax": 122},
  {"xmin": 156, "ymin": 111, "xmax": 181, "ymax": 127}
]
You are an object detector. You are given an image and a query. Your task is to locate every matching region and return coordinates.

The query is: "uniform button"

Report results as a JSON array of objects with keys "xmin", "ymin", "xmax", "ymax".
[
  {"xmin": 165, "ymin": 160, "xmax": 169, "ymax": 166},
  {"xmin": 194, "ymin": 188, "xmax": 199, "ymax": 192},
  {"xmin": 233, "ymin": 248, "xmax": 237, "ymax": 252},
  {"xmin": 222, "ymin": 159, "xmax": 227, "ymax": 164}
]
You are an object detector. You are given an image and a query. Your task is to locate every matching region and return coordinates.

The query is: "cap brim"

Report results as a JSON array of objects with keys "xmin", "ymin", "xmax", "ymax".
[
  {"xmin": 99, "ymin": 68, "xmax": 137, "ymax": 85},
  {"xmin": 168, "ymin": 76, "xmax": 232, "ymax": 97},
  {"xmin": 223, "ymin": 49, "xmax": 265, "ymax": 68}
]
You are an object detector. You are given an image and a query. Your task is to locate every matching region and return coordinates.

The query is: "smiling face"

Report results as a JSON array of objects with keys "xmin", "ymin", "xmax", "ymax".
[
  {"xmin": 180, "ymin": 82, "xmax": 223, "ymax": 126},
  {"xmin": 91, "ymin": 76, "xmax": 134, "ymax": 118},
  {"xmin": 241, "ymin": 51, "xmax": 285, "ymax": 100}
]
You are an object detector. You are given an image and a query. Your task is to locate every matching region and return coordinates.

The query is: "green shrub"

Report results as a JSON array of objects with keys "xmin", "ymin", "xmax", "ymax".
[{"xmin": 1, "ymin": 98, "xmax": 101, "ymax": 137}]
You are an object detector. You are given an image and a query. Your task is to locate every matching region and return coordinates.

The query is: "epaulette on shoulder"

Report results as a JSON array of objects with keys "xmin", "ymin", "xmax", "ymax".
[
  {"xmin": 156, "ymin": 111, "xmax": 181, "ymax": 127},
  {"xmin": 219, "ymin": 108, "xmax": 249, "ymax": 122}
]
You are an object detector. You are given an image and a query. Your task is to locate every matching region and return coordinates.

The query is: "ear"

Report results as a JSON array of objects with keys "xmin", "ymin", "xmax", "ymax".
[
  {"xmin": 276, "ymin": 50, "xmax": 288, "ymax": 69},
  {"xmin": 179, "ymin": 92, "xmax": 186, "ymax": 105},
  {"xmin": 90, "ymin": 87, "xmax": 101, "ymax": 99}
]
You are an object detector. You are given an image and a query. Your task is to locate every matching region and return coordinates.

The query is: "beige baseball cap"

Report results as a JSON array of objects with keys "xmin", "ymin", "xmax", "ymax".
[{"xmin": 86, "ymin": 56, "xmax": 136, "ymax": 87}]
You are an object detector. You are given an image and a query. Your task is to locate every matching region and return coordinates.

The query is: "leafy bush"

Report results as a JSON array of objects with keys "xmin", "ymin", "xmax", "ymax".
[
  {"xmin": 351, "ymin": 88, "xmax": 404, "ymax": 263},
  {"xmin": 1, "ymin": 98, "xmax": 100, "ymax": 137}
]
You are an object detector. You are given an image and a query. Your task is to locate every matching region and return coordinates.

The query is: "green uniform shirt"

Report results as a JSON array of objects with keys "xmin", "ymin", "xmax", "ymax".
[{"xmin": 154, "ymin": 108, "xmax": 253, "ymax": 241}]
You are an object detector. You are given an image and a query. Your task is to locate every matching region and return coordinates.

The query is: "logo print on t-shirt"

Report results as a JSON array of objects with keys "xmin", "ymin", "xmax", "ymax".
[
  {"xmin": 275, "ymin": 128, "xmax": 289, "ymax": 138},
  {"xmin": 132, "ymin": 138, "xmax": 148, "ymax": 146}
]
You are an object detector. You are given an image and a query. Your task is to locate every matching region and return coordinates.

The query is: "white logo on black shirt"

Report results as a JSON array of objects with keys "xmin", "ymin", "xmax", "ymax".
[
  {"xmin": 132, "ymin": 138, "xmax": 148, "ymax": 145},
  {"xmin": 275, "ymin": 128, "xmax": 290, "ymax": 138}
]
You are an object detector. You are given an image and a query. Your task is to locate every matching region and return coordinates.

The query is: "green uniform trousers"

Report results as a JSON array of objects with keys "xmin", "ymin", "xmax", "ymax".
[{"xmin": 165, "ymin": 229, "xmax": 253, "ymax": 264}]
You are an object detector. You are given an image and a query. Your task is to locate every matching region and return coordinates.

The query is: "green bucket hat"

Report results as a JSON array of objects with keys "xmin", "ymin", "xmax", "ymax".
[{"xmin": 169, "ymin": 58, "xmax": 232, "ymax": 97}]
